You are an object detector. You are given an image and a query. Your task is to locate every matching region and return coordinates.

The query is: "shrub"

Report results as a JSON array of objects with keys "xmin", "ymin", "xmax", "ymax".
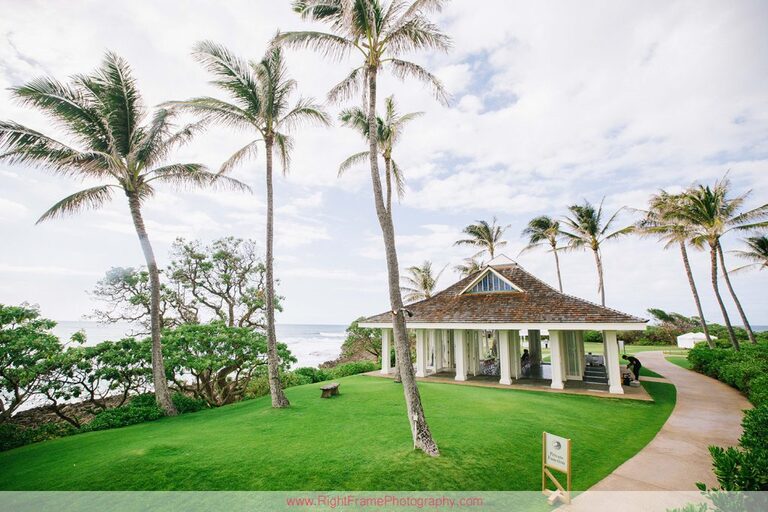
[
  {"xmin": 0, "ymin": 422, "xmax": 77, "ymax": 452},
  {"xmin": 294, "ymin": 367, "xmax": 331, "ymax": 383},
  {"xmin": 82, "ymin": 401, "xmax": 164, "ymax": 432},
  {"xmin": 705, "ymin": 406, "xmax": 768, "ymax": 491},
  {"xmin": 327, "ymin": 361, "xmax": 379, "ymax": 378},
  {"xmin": 172, "ymin": 393, "xmax": 207, "ymax": 414}
]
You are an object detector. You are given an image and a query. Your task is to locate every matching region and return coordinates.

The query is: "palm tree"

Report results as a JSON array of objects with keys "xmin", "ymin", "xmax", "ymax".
[
  {"xmin": 455, "ymin": 218, "xmax": 509, "ymax": 259},
  {"xmin": 0, "ymin": 53, "xmax": 246, "ymax": 415},
  {"xmin": 168, "ymin": 42, "xmax": 329, "ymax": 408},
  {"xmin": 561, "ymin": 199, "xmax": 633, "ymax": 307},
  {"xmin": 636, "ymin": 191, "xmax": 714, "ymax": 348},
  {"xmin": 454, "ymin": 256, "xmax": 484, "ymax": 278},
  {"xmin": 278, "ymin": 0, "xmax": 450, "ymax": 457},
  {"xmin": 682, "ymin": 178, "xmax": 768, "ymax": 347},
  {"xmin": 339, "ymin": 96, "xmax": 422, "ymax": 212},
  {"xmin": 731, "ymin": 236, "xmax": 768, "ymax": 273},
  {"xmin": 521, "ymin": 216, "xmax": 565, "ymax": 292},
  {"xmin": 401, "ymin": 261, "xmax": 445, "ymax": 303}
]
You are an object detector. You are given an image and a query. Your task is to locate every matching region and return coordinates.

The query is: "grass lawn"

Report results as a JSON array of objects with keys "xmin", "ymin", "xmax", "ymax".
[
  {"xmin": 0, "ymin": 376, "xmax": 675, "ymax": 491},
  {"xmin": 666, "ymin": 356, "xmax": 692, "ymax": 370},
  {"xmin": 640, "ymin": 366, "xmax": 663, "ymax": 378}
]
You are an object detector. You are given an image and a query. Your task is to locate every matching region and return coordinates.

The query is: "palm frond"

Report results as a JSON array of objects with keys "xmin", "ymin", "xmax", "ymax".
[
  {"xmin": 273, "ymin": 132, "xmax": 294, "ymax": 174},
  {"xmin": 386, "ymin": 58, "xmax": 450, "ymax": 105},
  {"xmin": 219, "ymin": 139, "xmax": 260, "ymax": 175},
  {"xmin": 192, "ymin": 41, "xmax": 262, "ymax": 113},
  {"xmin": 338, "ymin": 150, "xmax": 370, "ymax": 176},
  {"xmin": 327, "ymin": 66, "xmax": 366, "ymax": 104},
  {"xmin": 164, "ymin": 97, "xmax": 256, "ymax": 132},
  {"xmin": 274, "ymin": 31, "xmax": 356, "ymax": 61},
  {"xmin": 145, "ymin": 163, "xmax": 251, "ymax": 193},
  {"xmin": 36, "ymin": 185, "xmax": 115, "ymax": 224},
  {"xmin": 278, "ymin": 97, "xmax": 331, "ymax": 131}
]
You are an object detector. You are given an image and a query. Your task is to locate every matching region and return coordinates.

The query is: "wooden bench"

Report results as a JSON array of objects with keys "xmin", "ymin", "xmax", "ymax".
[{"xmin": 320, "ymin": 382, "xmax": 340, "ymax": 398}]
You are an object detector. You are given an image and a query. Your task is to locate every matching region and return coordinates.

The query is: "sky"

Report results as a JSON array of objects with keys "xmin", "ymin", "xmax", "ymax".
[{"xmin": 0, "ymin": 0, "xmax": 766, "ymax": 326}]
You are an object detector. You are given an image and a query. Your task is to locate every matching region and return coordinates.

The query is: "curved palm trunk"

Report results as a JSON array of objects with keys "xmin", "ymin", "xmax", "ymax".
[
  {"xmin": 384, "ymin": 157, "xmax": 393, "ymax": 214},
  {"xmin": 717, "ymin": 242, "xmax": 756, "ymax": 344},
  {"xmin": 678, "ymin": 242, "xmax": 713, "ymax": 348},
  {"xmin": 709, "ymin": 244, "xmax": 739, "ymax": 350},
  {"xmin": 367, "ymin": 66, "xmax": 438, "ymax": 456},
  {"xmin": 593, "ymin": 248, "xmax": 606, "ymax": 306},
  {"xmin": 551, "ymin": 241, "xmax": 563, "ymax": 292},
  {"xmin": 127, "ymin": 193, "xmax": 177, "ymax": 416},
  {"xmin": 264, "ymin": 137, "xmax": 290, "ymax": 408}
]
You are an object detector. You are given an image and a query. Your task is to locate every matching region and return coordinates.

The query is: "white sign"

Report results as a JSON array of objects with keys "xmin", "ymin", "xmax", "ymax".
[{"xmin": 544, "ymin": 432, "xmax": 570, "ymax": 473}]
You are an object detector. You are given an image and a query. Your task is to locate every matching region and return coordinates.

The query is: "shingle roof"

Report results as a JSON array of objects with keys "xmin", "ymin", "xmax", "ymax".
[{"xmin": 363, "ymin": 263, "xmax": 647, "ymax": 325}]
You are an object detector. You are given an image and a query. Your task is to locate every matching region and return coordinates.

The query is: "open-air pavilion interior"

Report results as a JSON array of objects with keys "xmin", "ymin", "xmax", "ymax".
[{"xmin": 360, "ymin": 256, "xmax": 650, "ymax": 399}]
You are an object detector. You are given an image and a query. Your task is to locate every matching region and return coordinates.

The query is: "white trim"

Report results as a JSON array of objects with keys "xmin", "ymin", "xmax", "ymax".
[
  {"xmin": 359, "ymin": 321, "xmax": 647, "ymax": 331},
  {"xmin": 458, "ymin": 267, "xmax": 524, "ymax": 295}
]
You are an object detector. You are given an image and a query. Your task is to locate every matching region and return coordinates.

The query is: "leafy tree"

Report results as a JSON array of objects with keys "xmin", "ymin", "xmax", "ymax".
[
  {"xmin": 0, "ymin": 304, "xmax": 61, "ymax": 421},
  {"xmin": 339, "ymin": 96, "xmax": 422, "ymax": 211},
  {"xmin": 279, "ymin": 0, "xmax": 451, "ymax": 456},
  {"xmin": 561, "ymin": 199, "xmax": 633, "ymax": 306},
  {"xmin": 681, "ymin": 177, "xmax": 768, "ymax": 348},
  {"xmin": 454, "ymin": 256, "xmax": 484, "ymax": 278},
  {"xmin": 400, "ymin": 260, "xmax": 445, "ymax": 303},
  {"xmin": 92, "ymin": 237, "xmax": 274, "ymax": 333},
  {"xmin": 521, "ymin": 215, "xmax": 565, "ymax": 292},
  {"xmin": 731, "ymin": 236, "xmax": 768, "ymax": 273},
  {"xmin": 169, "ymin": 43, "xmax": 328, "ymax": 409},
  {"xmin": 339, "ymin": 317, "xmax": 381, "ymax": 360},
  {"xmin": 455, "ymin": 217, "xmax": 509, "ymax": 259},
  {"xmin": 636, "ymin": 191, "xmax": 714, "ymax": 347},
  {"xmin": 161, "ymin": 322, "xmax": 295, "ymax": 407},
  {"xmin": 0, "ymin": 53, "xmax": 247, "ymax": 415},
  {"xmin": 38, "ymin": 336, "xmax": 153, "ymax": 427}
]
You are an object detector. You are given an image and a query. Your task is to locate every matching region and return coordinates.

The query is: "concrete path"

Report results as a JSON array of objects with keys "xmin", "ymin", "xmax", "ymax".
[{"xmin": 561, "ymin": 351, "xmax": 751, "ymax": 511}]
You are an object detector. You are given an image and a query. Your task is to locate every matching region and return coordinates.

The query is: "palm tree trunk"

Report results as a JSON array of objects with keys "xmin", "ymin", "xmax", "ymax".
[
  {"xmin": 551, "ymin": 241, "xmax": 563, "ymax": 292},
  {"xmin": 367, "ymin": 66, "xmax": 438, "ymax": 456},
  {"xmin": 385, "ymin": 157, "xmax": 393, "ymax": 214},
  {"xmin": 126, "ymin": 193, "xmax": 177, "ymax": 416},
  {"xmin": 679, "ymin": 241, "xmax": 713, "ymax": 348},
  {"xmin": 593, "ymin": 248, "xmax": 606, "ymax": 306},
  {"xmin": 710, "ymin": 244, "xmax": 739, "ymax": 350},
  {"xmin": 264, "ymin": 137, "xmax": 290, "ymax": 408},
  {"xmin": 717, "ymin": 242, "xmax": 756, "ymax": 344}
]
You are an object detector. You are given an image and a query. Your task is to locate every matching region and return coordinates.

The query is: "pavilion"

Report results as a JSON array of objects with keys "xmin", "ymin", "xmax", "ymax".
[{"xmin": 359, "ymin": 256, "xmax": 648, "ymax": 395}]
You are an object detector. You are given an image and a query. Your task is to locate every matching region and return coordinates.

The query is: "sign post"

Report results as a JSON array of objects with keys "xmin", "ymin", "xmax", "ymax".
[{"xmin": 542, "ymin": 431, "xmax": 571, "ymax": 505}]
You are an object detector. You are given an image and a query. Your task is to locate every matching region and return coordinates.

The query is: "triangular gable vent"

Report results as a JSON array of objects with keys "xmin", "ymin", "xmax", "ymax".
[{"xmin": 460, "ymin": 268, "xmax": 523, "ymax": 294}]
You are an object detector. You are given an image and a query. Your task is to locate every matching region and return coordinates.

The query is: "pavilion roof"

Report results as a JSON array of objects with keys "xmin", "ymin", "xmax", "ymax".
[{"xmin": 361, "ymin": 262, "xmax": 647, "ymax": 327}]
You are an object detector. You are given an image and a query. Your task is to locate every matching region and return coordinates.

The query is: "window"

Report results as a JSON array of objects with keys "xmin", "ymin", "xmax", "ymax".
[{"xmin": 467, "ymin": 271, "xmax": 515, "ymax": 293}]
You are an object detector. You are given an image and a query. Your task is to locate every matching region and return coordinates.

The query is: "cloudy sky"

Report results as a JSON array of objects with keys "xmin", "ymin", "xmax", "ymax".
[{"xmin": 1, "ymin": 0, "xmax": 766, "ymax": 326}]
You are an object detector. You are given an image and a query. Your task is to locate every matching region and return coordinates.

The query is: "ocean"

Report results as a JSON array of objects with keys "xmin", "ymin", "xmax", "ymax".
[{"xmin": 52, "ymin": 321, "xmax": 348, "ymax": 369}]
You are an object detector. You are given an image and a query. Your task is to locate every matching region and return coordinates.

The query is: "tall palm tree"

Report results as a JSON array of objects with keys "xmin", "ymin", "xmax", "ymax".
[
  {"xmin": 682, "ymin": 178, "xmax": 768, "ymax": 347},
  {"xmin": 636, "ymin": 191, "xmax": 714, "ymax": 348},
  {"xmin": 731, "ymin": 236, "xmax": 768, "ymax": 273},
  {"xmin": 0, "ymin": 53, "xmax": 246, "ymax": 415},
  {"xmin": 401, "ymin": 260, "xmax": 445, "ymax": 303},
  {"xmin": 561, "ymin": 199, "xmax": 633, "ymax": 307},
  {"xmin": 278, "ymin": 0, "xmax": 450, "ymax": 456},
  {"xmin": 520, "ymin": 216, "xmax": 565, "ymax": 292},
  {"xmin": 454, "ymin": 218, "xmax": 509, "ymax": 259},
  {"xmin": 339, "ymin": 95, "xmax": 422, "ymax": 212},
  {"xmin": 168, "ymin": 42, "xmax": 329, "ymax": 408},
  {"xmin": 454, "ymin": 256, "xmax": 484, "ymax": 278}
]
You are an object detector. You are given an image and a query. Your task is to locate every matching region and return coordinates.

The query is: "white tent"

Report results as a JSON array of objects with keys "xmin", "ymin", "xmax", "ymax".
[{"xmin": 676, "ymin": 332, "xmax": 715, "ymax": 349}]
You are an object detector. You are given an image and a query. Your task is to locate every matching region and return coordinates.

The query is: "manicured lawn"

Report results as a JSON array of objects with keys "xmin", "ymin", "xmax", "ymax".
[
  {"xmin": 0, "ymin": 376, "xmax": 675, "ymax": 491},
  {"xmin": 640, "ymin": 366, "xmax": 663, "ymax": 378},
  {"xmin": 666, "ymin": 356, "xmax": 692, "ymax": 370}
]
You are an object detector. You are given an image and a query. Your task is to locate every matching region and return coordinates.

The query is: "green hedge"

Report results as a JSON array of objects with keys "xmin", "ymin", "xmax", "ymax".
[
  {"xmin": 246, "ymin": 361, "xmax": 380, "ymax": 399},
  {"xmin": 685, "ymin": 342, "xmax": 768, "ymax": 493},
  {"xmin": 0, "ymin": 422, "xmax": 77, "ymax": 452},
  {"xmin": 688, "ymin": 343, "xmax": 768, "ymax": 406}
]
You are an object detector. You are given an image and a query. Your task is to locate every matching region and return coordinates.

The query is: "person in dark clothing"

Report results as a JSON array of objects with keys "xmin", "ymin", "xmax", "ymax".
[{"xmin": 622, "ymin": 354, "xmax": 641, "ymax": 381}]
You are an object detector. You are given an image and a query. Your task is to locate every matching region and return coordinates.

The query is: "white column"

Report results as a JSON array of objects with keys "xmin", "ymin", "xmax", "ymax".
[
  {"xmin": 416, "ymin": 329, "xmax": 427, "ymax": 377},
  {"xmin": 529, "ymin": 329, "xmax": 542, "ymax": 365},
  {"xmin": 604, "ymin": 330, "xmax": 624, "ymax": 394},
  {"xmin": 454, "ymin": 330, "xmax": 467, "ymax": 381},
  {"xmin": 510, "ymin": 330, "xmax": 521, "ymax": 379},
  {"xmin": 434, "ymin": 330, "xmax": 443, "ymax": 372},
  {"xmin": 381, "ymin": 329, "xmax": 391, "ymax": 374},
  {"xmin": 428, "ymin": 329, "xmax": 436, "ymax": 371},
  {"xmin": 498, "ymin": 330, "xmax": 511, "ymax": 385},
  {"xmin": 549, "ymin": 330, "xmax": 565, "ymax": 390}
]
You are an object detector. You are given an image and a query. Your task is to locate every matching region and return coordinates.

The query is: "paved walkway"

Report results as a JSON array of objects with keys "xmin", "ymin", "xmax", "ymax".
[{"xmin": 562, "ymin": 351, "xmax": 752, "ymax": 511}]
